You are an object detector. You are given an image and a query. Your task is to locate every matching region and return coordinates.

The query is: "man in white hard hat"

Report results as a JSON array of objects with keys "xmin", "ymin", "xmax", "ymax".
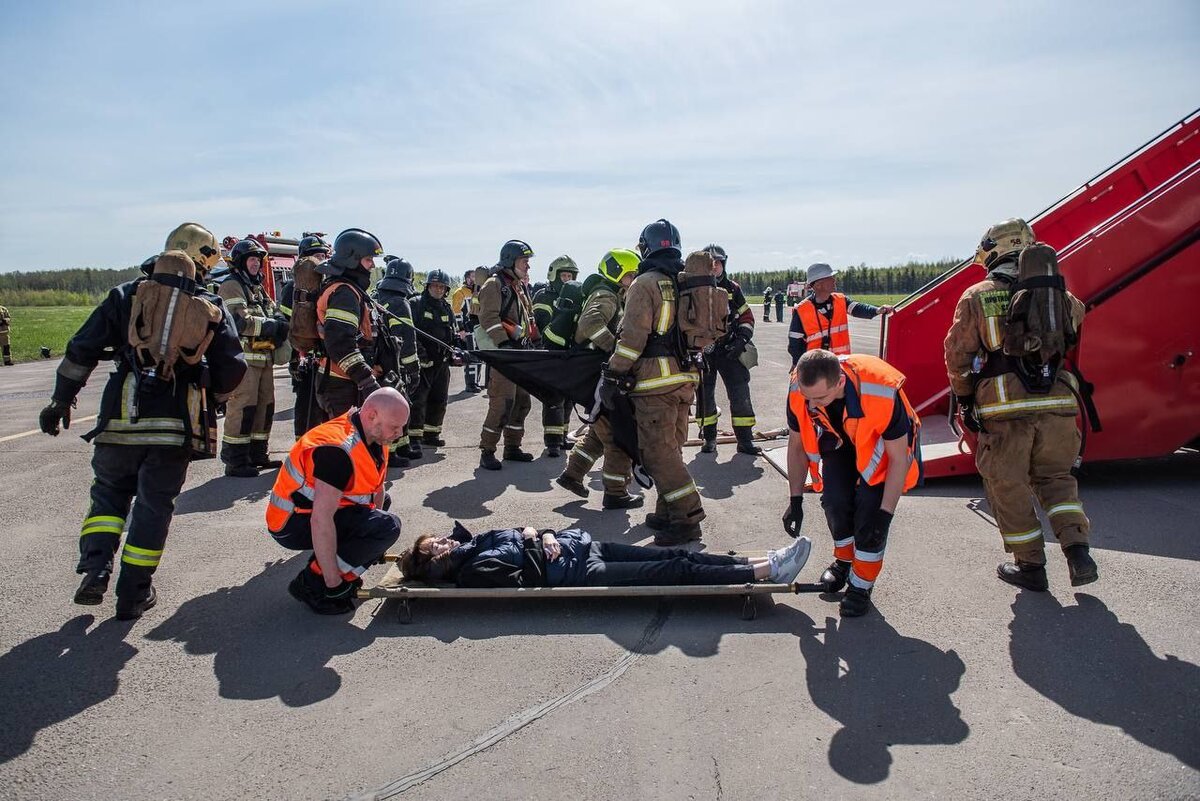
[{"xmin": 787, "ymin": 263, "xmax": 894, "ymax": 366}]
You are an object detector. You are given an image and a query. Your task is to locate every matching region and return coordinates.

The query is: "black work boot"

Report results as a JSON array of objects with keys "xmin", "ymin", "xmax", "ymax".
[
  {"xmin": 397, "ymin": 442, "xmax": 422, "ymax": 461},
  {"xmin": 820, "ymin": 560, "xmax": 852, "ymax": 593},
  {"xmin": 555, "ymin": 474, "xmax": 589, "ymax": 498},
  {"xmin": 602, "ymin": 492, "xmax": 645, "ymax": 510},
  {"xmin": 480, "ymin": 450, "xmax": 502, "ymax": 470},
  {"xmin": 503, "ymin": 446, "xmax": 534, "ymax": 462},
  {"xmin": 250, "ymin": 443, "xmax": 283, "ymax": 469},
  {"xmin": 700, "ymin": 424, "xmax": 718, "ymax": 454},
  {"xmin": 545, "ymin": 443, "xmax": 562, "ymax": 458},
  {"xmin": 1064, "ymin": 544, "xmax": 1099, "ymax": 587},
  {"xmin": 653, "ymin": 521, "xmax": 702, "ymax": 547},
  {"xmin": 74, "ymin": 566, "xmax": 112, "ymax": 606},
  {"xmin": 839, "ymin": 586, "xmax": 873, "ymax": 617},
  {"xmin": 735, "ymin": 429, "xmax": 763, "ymax": 456},
  {"xmin": 115, "ymin": 585, "xmax": 157, "ymax": 621},
  {"xmin": 387, "ymin": 452, "xmax": 410, "ymax": 469},
  {"xmin": 287, "ymin": 566, "xmax": 354, "ymax": 615},
  {"xmin": 644, "ymin": 512, "xmax": 669, "ymax": 531},
  {"xmin": 997, "ymin": 561, "xmax": 1049, "ymax": 592},
  {"xmin": 422, "ymin": 433, "xmax": 445, "ymax": 447}
]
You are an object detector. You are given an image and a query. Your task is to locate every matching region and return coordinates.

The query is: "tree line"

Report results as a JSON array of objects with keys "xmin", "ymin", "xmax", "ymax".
[
  {"xmin": 0, "ymin": 267, "xmax": 142, "ymax": 305},
  {"xmin": 729, "ymin": 258, "xmax": 962, "ymax": 297}
]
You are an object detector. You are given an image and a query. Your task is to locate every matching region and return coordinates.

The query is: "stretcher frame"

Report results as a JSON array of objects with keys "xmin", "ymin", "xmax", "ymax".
[{"xmin": 359, "ymin": 554, "xmax": 826, "ymax": 623}]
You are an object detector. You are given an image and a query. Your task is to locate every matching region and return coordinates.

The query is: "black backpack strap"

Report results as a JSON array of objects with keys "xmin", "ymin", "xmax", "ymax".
[{"xmin": 1013, "ymin": 275, "xmax": 1066, "ymax": 292}]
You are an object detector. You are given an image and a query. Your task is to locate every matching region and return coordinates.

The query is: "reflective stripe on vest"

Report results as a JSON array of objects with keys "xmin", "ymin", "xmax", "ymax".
[
  {"xmin": 786, "ymin": 354, "xmax": 920, "ymax": 492},
  {"xmin": 794, "ymin": 294, "xmax": 851, "ymax": 354},
  {"xmin": 316, "ymin": 283, "xmax": 373, "ymax": 380},
  {"xmin": 265, "ymin": 412, "xmax": 385, "ymax": 532}
]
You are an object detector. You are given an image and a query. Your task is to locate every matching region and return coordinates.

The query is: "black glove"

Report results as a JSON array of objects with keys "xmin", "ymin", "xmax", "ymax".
[
  {"xmin": 782, "ymin": 494, "xmax": 804, "ymax": 537},
  {"xmin": 403, "ymin": 365, "xmax": 421, "ymax": 387},
  {"xmin": 725, "ymin": 335, "xmax": 748, "ymax": 359},
  {"xmin": 39, "ymin": 399, "xmax": 73, "ymax": 436},
  {"xmin": 598, "ymin": 368, "xmax": 633, "ymax": 410},
  {"xmin": 356, "ymin": 375, "xmax": 382, "ymax": 395},
  {"xmin": 270, "ymin": 318, "xmax": 290, "ymax": 347},
  {"xmin": 869, "ymin": 508, "xmax": 894, "ymax": 540},
  {"xmin": 957, "ymin": 394, "xmax": 983, "ymax": 433}
]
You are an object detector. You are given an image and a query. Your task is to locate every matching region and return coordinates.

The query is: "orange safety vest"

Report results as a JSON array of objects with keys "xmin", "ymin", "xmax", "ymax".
[
  {"xmin": 793, "ymin": 293, "xmax": 851, "ymax": 354},
  {"xmin": 787, "ymin": 354, "xmax": 921, "ymax": 492},
  {"xmin": 316, "ymin": 281, "xmax": 374, "ymax": 380},
  {"xmin": 265, "ymin": 412, "xmax": 386, "ymax": 533}
]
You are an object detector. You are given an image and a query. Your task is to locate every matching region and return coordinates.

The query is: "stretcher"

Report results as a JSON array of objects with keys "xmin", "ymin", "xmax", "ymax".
[
  {"xmin": 682, "ymin": 427, "xmax": 788, "ymax": 448},
  {"xmin": 359, "ymin": 554, "xmax": 826, "ymax": 623}
]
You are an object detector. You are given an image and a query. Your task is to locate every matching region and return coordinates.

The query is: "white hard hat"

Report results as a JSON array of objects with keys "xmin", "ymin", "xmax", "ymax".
[{"xmin": 806, "ymin": 263, "xmax": 838, "ymax": 283}]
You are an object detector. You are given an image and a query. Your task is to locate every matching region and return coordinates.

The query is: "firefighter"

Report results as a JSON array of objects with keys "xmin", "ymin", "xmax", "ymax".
[
  {"xmin": 556, "ymin": 248, "xmax": 642, "ymax": 509},
  {"xmin": 944, "ymin": 218, "xmax": 1098, "ymax": 591},
  {"xmin": 476, "ymin": 240, "xmax": 537, "ymax": 470},
  {"xmin": 38, "ymin": 222, "xmax": 247, "ymax": 619},
  {"xmin": 372, "ymin": 256, "xmax": 422, "ymax": 467},
  {"xmin": 286, "ymin": 233, "xmax": 332, "ymax": 437},
  {"xmin": 451, "ymin": 269, "xmax": 481, "ymax": 391},
  {"xmin": 314, "ymin": 229, "xmax": 385, "ymax": 419},
  {"xmin": 0, "ymin": 304, "xmax": 13, "ymax": 365},
  {"xmin": 410, "ymin": 269, "xmax": 458, "ymax": 450},
  {"xmin": 784, "ymin": 349, "xmax": 920, "ymax": 617},
  {"xmin": 532, "ymin": 256, "xmax": 579, "ymax": 456},
  {"xmin": 762, "ymin": 286, "xmax": 772, "ymax": 323},
  {"xmin": 602, "ymin": 219, "xmax": 705, "ymax": 546},
  {"xmin": 266, "ymin": 387, "xmax": 407, "ymax": 615},
  {"xmin": 788, "ymin": 263, "xmax": 895, "ymax": 366},
  {"xmin": 217, "ymin": 238, "xmax": 289, "ymax": 477},
  {"xmin": 698, "ymin": 244, "xmax": 760, "ymax": 455},
  {"xmin": 774, "ymin": 289, "xmax": 785, "ymax": 322}
]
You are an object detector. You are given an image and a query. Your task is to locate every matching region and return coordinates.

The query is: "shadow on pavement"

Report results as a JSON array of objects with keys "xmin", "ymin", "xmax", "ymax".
[
  {"xmin": 1009, "ymin": 591, "xmax": 1200, "ymax": 769},
  {"xmin": 144, "ymin": 558, "xmax": 373, "ymax": 707},
  {"xmin": 176, "ymin": 472, "xmax": 274, "ymax": 514},
  {"xmin": 687, "ymin": 451, "xmax": 765, "ymax": 501},
  {"xmin": 423, "ymin": 457, "xmax": 564, "ymax": 519},
  {"xmin": 796, "ymin": 610, "xmax": 969, "ymax": 784},
  {"xmin": 0, "ymin": 615, "xmax": 139, "ymax": 764}
]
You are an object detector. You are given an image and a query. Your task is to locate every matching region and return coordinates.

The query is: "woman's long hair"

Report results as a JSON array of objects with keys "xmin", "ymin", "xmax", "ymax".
[{"xmin": 398, "ymin": 534, "xmax": 455, "ymax": 583}]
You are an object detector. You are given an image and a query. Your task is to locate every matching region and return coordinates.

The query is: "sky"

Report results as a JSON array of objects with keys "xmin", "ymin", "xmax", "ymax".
[{"xmin": 0, "ymin": 0, "xmax": 1196, "ymax": 277}]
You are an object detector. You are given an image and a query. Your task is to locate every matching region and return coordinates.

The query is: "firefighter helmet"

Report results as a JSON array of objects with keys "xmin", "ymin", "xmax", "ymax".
[
  {"xmin": 377, "ymin": 257, "xmax": 414, "ymax": 293},
  {"xmin": 164, "ymin": 222, "xmax": 221, "ymax": 272},
  {"xmin": 704, "ymin": 244, "xmax": 728, "ymax": 265},
  {"xmin": 426, "ymin": 268, "xmax": 451, "ymax": 288},
  {"xmin": 499, "ymin": 239, "xmax": 534, "ymax": 270},
  {"xmin": 298, "ymin": 233, "xmax": 331, "ymax": 257},
  {"xmin": 975, "ymin": 218, "xmax": 1035, "ymax": 269},
  {"xmin": 637, "ymin": 218, "xmax": 682, "ymax": 259},
  {"xmin": 598, "ymin": 248, "xmax": 640, "ymax": 286},
  {"xmin": 546, "ymin": 255, "xmax": 578, "ymax": 283},
  {"xmin": 229, "ymin": 238, "xmax": 268, "ymax": 274},
  {"xmin": 327, "ymin": 228, "xmax": 383, "ymax": 274}
]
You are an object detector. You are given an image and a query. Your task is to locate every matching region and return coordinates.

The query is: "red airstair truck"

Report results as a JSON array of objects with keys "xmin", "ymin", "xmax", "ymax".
[{"xmin": 882, "ymin": 111, "xmax": 1200, "ymax": 478}]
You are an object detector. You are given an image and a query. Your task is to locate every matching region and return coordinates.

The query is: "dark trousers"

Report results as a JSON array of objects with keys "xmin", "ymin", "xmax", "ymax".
[
  {"xmin": 583, "ymin": 541, "xmax": 754, "ymax": 586},
  {"xmin": 317, "ymin": 374, "xmax": 363, "ymax": 418},
  {"xmin": 699, "ymin": 353, "xmax": 756, "ymax": 441},
  {"xmin": 775, "ymin": 302, "xmax": 784, "ymax": 322},
  {"xmin": 271, "ymin": 504, "xmax": 401, "ymax": 576},
  {"xmin": 292, "ymin": 358, "xmax": 325, "ymax": 437},
  {"xmin": 78, "ymin": 443, "xmax": 191, "ymax": 600},
  {"xmin": 820, "ymin": 443, "xmax": 888, "ymax": 586},
  {"xmin": 541, "ymin": 393, "xmax": 568, "ymax": 446},
  {"xmin": 410, "ymin": 362, "xmax": 450, "ymax": 440}
]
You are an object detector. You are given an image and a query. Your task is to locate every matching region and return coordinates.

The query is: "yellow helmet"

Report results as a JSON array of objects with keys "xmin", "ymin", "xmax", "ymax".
[
  {"xmin": 598, "ymin": 248, "xmax": 640, "ymax": 285},
  {"xmin": 164, "ymin": 222, "xmax": 221, "ymax": 272},
  {"xmin": 974, "ymin": 218, "xmax": 1035, "ymax": 269}
]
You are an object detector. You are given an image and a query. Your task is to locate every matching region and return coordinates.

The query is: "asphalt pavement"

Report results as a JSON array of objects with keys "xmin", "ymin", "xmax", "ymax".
[{"xmin": 1, "ymin": 315, "xmax": 1197, "ymax": 801}]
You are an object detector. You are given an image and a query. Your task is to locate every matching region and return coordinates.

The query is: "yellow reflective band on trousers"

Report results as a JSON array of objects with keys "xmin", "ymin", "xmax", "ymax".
[
  {"xmin": 121, "ymin": 543, "xmax": 164, "ymax": 567},
  {"xmin": 81, "ymin": 515, "xmax": 125, "ymax": 537},
  {"xmin": 732, "ymin": 416, "xmax": 756, "ymax": 427},
  {"xmin": 699, "ymin": 412, "xmax": 719, "ymax": 426},
  {"xmin": 662, "ymin": 481, "xmax": 698, "ymax": 502},
  {"xmin": 1047, "ymin": 502, "xmax": 1084, "ymax": 518},
  {"xmin": 1002, "ymin": 527, "xmax": 1043, "ymax": 545}
]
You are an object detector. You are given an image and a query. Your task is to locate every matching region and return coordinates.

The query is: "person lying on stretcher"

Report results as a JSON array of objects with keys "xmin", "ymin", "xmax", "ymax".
[{"xmin": 398, "ymin": 522, "xmax": 811, "ymax": 588}]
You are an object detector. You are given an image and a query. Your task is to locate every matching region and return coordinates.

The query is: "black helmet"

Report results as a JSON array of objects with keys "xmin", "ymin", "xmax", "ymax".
[
  {"xmin": 637, "ymin": 219, "xmax": 682, "ymax": 259},
  {"xmin": 298, "ymin": 233, "xmax": 331, "ymax": 257},
  {"xmin": 425, "ymin": 269, "xmax": 451, "ymax": 288},
  {"xmin": 139, "ymin": 255, "xmax": 158, "ymax": 275},
  {"xmin": 498, "ymin": 239, "xmax": 534, "ymax": 270},
  {"xmin": 704, "ymin": 244, "xmax": 728, "ymax": 265},
  {"xmin": 328, "ymin": 228, "xmax": 383, "ymax": 274},
  {"xmin": 230, "ymin": 238, "xmax": 269, "ymax": 274},
  {"xmin": 377, "ymin": 257, "xmax": 414, "ymax": 293}
]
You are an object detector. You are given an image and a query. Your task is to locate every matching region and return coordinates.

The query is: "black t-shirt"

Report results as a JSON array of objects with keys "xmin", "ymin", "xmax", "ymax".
[{"xmin": 296, "ymin": 413, "xmax": 384, "ymax": 506}]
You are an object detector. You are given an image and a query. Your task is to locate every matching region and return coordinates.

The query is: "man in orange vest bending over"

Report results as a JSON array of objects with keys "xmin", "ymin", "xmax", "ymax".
[
  {"xmin": 783, "ymin": 349, "xmax": 920, "ymax": 617},
  {"xmin": 266, "ymin": 387, "xmax": 409, "ymax": 614},
  {"xmin": 788, "ymin": 263, "xmax": 894, "ymax": 366}
]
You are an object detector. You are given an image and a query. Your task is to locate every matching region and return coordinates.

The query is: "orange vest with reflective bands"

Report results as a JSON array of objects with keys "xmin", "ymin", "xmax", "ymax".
[
  {"xmin": 316, "ymin": 281, "xmax": 374, "ymax": 379},
  {"xmin": 787, "ymin": 354, "xmax": 921, "ymax": 492},
  {"xmin": 265, "ymin": 412, "xmax": 385, "ymax": 532},
  {"xmin": 794, "ymin": 293, "xmax": 851, "ymax": 354}
]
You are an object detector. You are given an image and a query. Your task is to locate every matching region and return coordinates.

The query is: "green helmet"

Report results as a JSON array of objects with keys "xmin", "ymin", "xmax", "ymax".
[
  {"xmin": 597, "ymin": 248, "xmax": 640, "ymax": 286},
  {"xmin": 974, "ymin": 218, "xmax": 1035, "ymax": 270},
  {"xmin": 547, "ymin": 255, "xmax": 578, "ymax": 283}
]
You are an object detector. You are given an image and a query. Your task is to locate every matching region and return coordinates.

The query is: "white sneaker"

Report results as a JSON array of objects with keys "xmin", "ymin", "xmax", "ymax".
[{"xmin": 769, "ymin": 537, "xmax": 811, "ymax": 584}]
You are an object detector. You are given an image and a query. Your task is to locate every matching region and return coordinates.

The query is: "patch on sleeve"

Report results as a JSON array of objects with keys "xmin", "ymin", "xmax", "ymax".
[{"xmin": 979, "ymin": 290, "xmax": 1010, "ymax": 318}]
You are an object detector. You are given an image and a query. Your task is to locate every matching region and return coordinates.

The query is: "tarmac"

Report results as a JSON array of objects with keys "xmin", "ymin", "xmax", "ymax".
[{"xmin": 1, "ymin": 315, "xmax": 1197, "ymax": 801}]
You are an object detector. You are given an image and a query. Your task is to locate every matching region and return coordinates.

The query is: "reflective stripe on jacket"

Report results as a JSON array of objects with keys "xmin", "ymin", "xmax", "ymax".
[
  {"xmin": 792, "ymin": 293, "xmax": 851, "ymax": 354},
  {"xmin": 787, "ymin": 354, "xmax": 920, "ymax": 492},
  {"xmin": 317, "ymin": 282, "xmax": 373, "ymax": 380},
  {"xmin": 265, "ymin": 412, "xmax": 385, "ymax": 532}
]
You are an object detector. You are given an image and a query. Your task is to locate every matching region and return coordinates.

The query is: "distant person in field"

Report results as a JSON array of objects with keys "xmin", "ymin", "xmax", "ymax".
[
  {"xmin": 788, "ymin": 263, "xmax": 895, "ymax": 366},
  {"xmin": 0, "ymin": 304, "xmax": 13, "ymax": 365}
]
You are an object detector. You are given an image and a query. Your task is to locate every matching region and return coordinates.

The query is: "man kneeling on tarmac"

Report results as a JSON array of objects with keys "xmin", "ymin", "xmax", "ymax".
[{"xmin": 265, "ymin": 387, "xmax": 408, "ymax": 614}]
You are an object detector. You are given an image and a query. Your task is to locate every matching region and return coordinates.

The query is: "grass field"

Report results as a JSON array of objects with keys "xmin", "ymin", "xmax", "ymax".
[
  {"xmin": 4, "ymin": 306, "xmax": 93, "ymax": 363},
  {"xmin": 751, "ymin": 293, "xmax": 907, "ymax": 305}
]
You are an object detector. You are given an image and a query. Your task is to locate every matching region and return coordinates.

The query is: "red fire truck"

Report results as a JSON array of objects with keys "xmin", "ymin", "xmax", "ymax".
[{"xmin": 218, "ymin": 232, "xmax": 308, "ymax": 301}]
